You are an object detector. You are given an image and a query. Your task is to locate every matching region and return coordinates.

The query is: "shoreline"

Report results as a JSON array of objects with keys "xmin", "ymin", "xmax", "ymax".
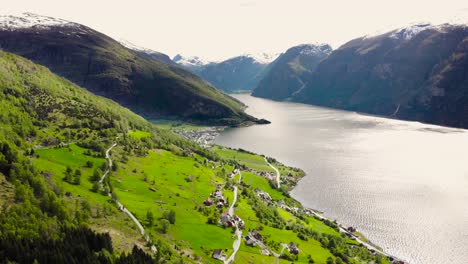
[{"xmin": 173, "ymin": 126, "xmax": 405, "ymax": 263}]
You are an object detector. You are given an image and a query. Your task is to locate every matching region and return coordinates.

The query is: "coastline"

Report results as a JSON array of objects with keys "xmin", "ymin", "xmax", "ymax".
[{"xmin": 173, "ymin": 126, "xmax": 404, "ymax": 264}]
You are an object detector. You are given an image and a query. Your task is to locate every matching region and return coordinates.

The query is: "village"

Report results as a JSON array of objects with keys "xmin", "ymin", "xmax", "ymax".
[{"xmin": 203, "ymin": 167, "xmax": 404, "ymax": 264}]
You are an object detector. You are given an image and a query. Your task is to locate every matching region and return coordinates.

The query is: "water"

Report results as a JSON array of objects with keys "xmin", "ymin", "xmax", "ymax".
[{"xmin": 214, "ymin": 94, "xmax": 468, "ymax": 264}]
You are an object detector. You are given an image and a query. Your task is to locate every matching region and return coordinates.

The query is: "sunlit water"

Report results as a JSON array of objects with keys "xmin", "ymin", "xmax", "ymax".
[{"xmin": 214, "ymin": 94, "xmax": 468, "ymax": 264}]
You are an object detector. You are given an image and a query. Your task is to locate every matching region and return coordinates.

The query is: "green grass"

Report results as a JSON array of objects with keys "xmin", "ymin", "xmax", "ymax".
[
  {"xmin": 151, "ymin": 119, "xmax": 209, "ymax": 131},
  {"xmin": 212, "ymin": 146, "xmax": 273, "ymax": 172},
  {"xmin": 110, "ymin": 149, "xmax": 235, "ymax": 262},
  {"xmin": 242, "ymin": 171, "xmax": 285, "ymax": 200},
  {"xmin": 128, "ymin": 130, "xmax": 152, "ymax": 139},
  {"xmin": 261, "ymin": 226, "xmax": 333, "ymax": 263},
  {"xmin": 34, "ymin": 145, "xmax": 108, "ymax": 202}
]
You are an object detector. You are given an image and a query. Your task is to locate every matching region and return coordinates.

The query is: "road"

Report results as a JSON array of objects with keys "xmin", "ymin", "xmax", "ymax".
[
  {"xmin": 100, "ymin": 143, "xmax": 157, "ymax": 253},
  {"xmin": 264, "ymin": 157, "xmax": 281, "ymax": 188},
  {"xmin": 224, "ymin": 170, "xmax": 242, "ymax": 264}
]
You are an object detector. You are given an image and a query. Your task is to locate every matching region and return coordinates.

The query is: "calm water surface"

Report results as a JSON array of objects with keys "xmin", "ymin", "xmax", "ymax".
[{"xmin": 214, "ymin": 94, "xmax": 468, "ymax": 264}]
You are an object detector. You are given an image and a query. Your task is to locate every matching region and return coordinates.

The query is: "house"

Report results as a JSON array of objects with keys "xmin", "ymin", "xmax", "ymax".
[
  {"xmin": 244, "ymin": 235, "xmax": 257, "ymax": 246},
  {"xmin": 251, "ymin": 230, "xmax": 263, "ymax": 241},
  {"xmin": 260, "ymin": 249, "xmax": 270, "ymax": 256},
  {"xmin": 204, "ymin": 198, "xmax": 213, "ymax": 206},
  {"xmin": 216, "ymin": 201, "xmax": 224, "ymax": 209},
  {"xmin": 212, "ymin": 249, "xmax": 227, "ymax": 261},
  {"xmin": 347, "ymin": 226, "xmax": 356, "ymax": 232},
  {"xmin": 149, "ymin": 187, "xmax": 156, "ymax": 192},
  {"xmin": 220, "ymin": 213, "xmax": 234, "ymax": 227},
  {"xmin": 289, "ymin": 242, "xmax": 299, "ymax": 255}
]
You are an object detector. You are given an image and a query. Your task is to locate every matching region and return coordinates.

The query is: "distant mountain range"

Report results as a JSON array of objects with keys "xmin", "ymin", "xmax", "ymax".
[
  {"xmin": 251, "ymin": 23, "xmax": 468, "ymax": 129},
  {"xmin": 252, "ymin": 44, "xmax": 332, "ymax": 100},
  {"xmin": 0, "ymin": 13, "xmax": 260, "ymax": 126},
  {"xmin": 173, "ymin": 53, "xmax": 279, "ymax": 93}
]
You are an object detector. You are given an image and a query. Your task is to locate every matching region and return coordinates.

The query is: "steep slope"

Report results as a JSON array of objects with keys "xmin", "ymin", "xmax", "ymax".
[
  {"xmin": 175, "ymin": 53, "xmax": 279, "ymax": 93},
  {"xmin": 119, "ymin": 39, "xmax": 175, "ymax": 65},
  {"xmin": 0, "ymin": 50, "xmax": 393, "ymax": 264},
  {"xmin": 252, "ymin": 44, "xmax": 332, "ymax": 100},
  {"xmin": 294, "ymin": 23, "xmax": 468, "ymax": 128},
  {"xmin": 0, "ymin": 13, "xmax": 257, "ymax": 126}
]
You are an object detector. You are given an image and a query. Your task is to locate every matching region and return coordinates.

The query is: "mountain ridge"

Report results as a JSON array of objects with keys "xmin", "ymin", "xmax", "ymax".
[{"xmin": 0, "ymin": 12, "xmax": 259, "ymax": 126}]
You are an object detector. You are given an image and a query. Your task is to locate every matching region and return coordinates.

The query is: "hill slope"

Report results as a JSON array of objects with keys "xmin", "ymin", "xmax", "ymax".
[
  {"xmin": 0, "ymin": 13, "xmax": 257, "ymax": 126},
  {"xmin": 293, "ymin": 23, "xmax": 468, "ymax": 128},
  {"xmin": 253, "ymin": 44, "xmax": 332, "ymax": 100},
  {"xmin": 0, "ymin": 51, "xmax": 390, "ymax": 263}
]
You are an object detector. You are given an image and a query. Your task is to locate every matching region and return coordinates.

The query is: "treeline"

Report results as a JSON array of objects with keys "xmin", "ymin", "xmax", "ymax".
[{"xmin": 0, "ymin": 227, "xmax": 155, "ymax": 264}]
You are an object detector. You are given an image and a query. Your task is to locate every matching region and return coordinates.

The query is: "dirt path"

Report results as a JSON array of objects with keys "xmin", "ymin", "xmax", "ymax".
[
  {"xmin": 100, "ymin": 143, "xmax": 157, "ymax": 253},
  {"xmin": 225, "ymin": 170, "xmax": 242, "ymax": 264},
  {"xmin": 264, "ymin": 157, "xmax": 281, "ymax": 188}
]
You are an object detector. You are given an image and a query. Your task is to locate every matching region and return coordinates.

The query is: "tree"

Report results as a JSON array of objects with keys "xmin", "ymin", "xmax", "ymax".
[
  {"xmin": 91, "ymin": 181, "xmax": 100, "ymax": 193},
  {"xmin": 86, "ymin": 160, "xmax": 93, "ymax": 168},
  {"xmin": 64, "ymin": 166, "xmax": 73, "ymax": 183},
  {"xmin": 160, "ymin": 219, "xmax": 170, "ymax": 234},
  {"xmin": 73, "ymin": 169, "xmax": 82, "ymax": 185},
  {"xmin": 326, "ymin": 257, "xmax": 334, "ymax": 264},
  {"xmin": 91, "ymin": 168, "xmax": 101, "ymax": 182},
  {"xmin": 163, "ymin": 209, "xmax": 176, "ymax": 224},
  {"xmin": 146, "ymin": 210, "xmax": 154, "ymax": 226}
]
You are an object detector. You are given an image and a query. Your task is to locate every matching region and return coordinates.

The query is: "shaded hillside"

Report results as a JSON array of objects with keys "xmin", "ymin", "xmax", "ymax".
[
  {"xmin": 293, "ymin": 23, "xmax": 468, "ymax": 128},
  {"xmin": 253, "ymin": 44, "xmax": 332, "ymax": 100},
  {"xmin": 0, "ymin": 13, "xmax": 257, "ymax": 126}
]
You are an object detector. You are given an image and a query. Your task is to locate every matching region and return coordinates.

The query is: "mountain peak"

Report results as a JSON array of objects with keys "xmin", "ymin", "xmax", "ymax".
[
  {"xmin": 0, "ymin": 12, "xmax": 78, "ymax": 30},
  {"xmin": 295, "ymin": 43, "xmax": 333, "ymax": 55},
  {"xmin": 173, "ymin": 54, "xmax": 212, "ymax": 67},
  {"xmin": 242, "ymin": 52, "xmax": 281, "ymax": 64}
]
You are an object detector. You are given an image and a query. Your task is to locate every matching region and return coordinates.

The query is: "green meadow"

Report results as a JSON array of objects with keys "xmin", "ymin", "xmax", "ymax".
[{"xmin": 212, "ymin": 146, "xmax": 274, "ymax": 172}]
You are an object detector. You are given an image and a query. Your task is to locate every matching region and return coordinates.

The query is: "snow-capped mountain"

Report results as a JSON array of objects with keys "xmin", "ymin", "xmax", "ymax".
[
  {"xmin": 173, "ymin": 54, "xmax": 212, "ymax": 68},
  {"xmin": 0, "ymin": 12, "xmax": 254, "ymax": 125},
  {"xmin": 0, "ymin": 12, "xmax": 90, "ymax": 35},
  {"xmin": 243, "ymin": 52, "xmax": 281, "ymax": 64},
  {"xmin": 119, "ymin": 39, "xmax": 173, "ymax": 64}
]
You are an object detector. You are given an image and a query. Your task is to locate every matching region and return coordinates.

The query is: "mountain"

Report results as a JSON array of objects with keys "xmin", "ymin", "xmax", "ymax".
[
  {"xmin": 292, "ymin": 23, "xmax": 468, "ymax": 128},
  {"xmin": 172, "ymin": 54, "xmax": 212, "ymax": 73},
  {"xmin": 0, "ymin": 50, "xmax": 388, "ymax": 264},
  {"xmin": 174, "ymin": 53, "xmax": 280, "ymax": 93},
  {"xmin": 0, "ymin": 13, "xmax": 258, "ymax": 126},
  {"xmin": 119, "ymin": 39, "xmax": 174, "ymax": 65},
  {"xmin": 252, "ymin": 43, "xmax": 332, "ymax": 100}
]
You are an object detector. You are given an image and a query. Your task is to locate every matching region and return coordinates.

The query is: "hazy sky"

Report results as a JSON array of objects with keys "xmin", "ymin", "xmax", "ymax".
[{"xmin": 4, "ymin": 0, "xmax": 468, "ymax": 60}]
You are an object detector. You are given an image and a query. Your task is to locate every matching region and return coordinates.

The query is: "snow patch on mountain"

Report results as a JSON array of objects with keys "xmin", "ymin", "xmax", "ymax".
[
  {"xmin": 243, "ymin": 52, "xmax": 281, "ymax": 64},
  {"xmin": 296, "ymin": 43, "xmax": 333, "ymax": 56},
  {"xmin": 173, "ymin": 54, "xmax": 213, "ymax": 67},
  {"xmin": 119, "ymin": 39, "xmax": 159, "ymax": 54},
  {"xmin": 0, "ymin": 12, "xmax": 78, "ymax": 30},
  {"xmin": 389, "ymin": 23, "xmax": 434, "ymax": 40}
]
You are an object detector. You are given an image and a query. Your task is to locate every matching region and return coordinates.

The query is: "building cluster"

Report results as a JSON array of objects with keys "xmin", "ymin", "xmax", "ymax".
[
  {"xmin": 220, "ymin": 213, "xmax": 244, "ymax": 228},
  {"xmin": 256, "ymin": 189, "xmax": 273, "ymax": 205},
  {"xmin": 204, "ymin": 187, "xmax": 227, "ymax": 209}
]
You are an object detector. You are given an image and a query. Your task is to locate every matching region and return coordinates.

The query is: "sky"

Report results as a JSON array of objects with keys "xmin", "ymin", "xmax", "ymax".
[{"xmin": 3, "ymin": 0, "xmax": 468, "ymax": 61}]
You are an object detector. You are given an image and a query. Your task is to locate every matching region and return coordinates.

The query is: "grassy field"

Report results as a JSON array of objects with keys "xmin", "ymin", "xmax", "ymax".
[
  {"xmin": 241, "ymin": 171, "xmax": 285, "ymax": 200},
  {"xmin": 151, "ymin": 119, "xmax": 209, "ymax": 131},
  {"xmin": 110, "ymin": 149, "xmax": 235, "ymax": 262},
  {"xmin": 128, "ymin": 130, "xmax": 152, "ymax": 139},
  {"xmin": 33, "ymin": 144, "xmax": 147, "ymax": 253},
  {"xmin": 212, "ymin": 146, "xmax": 274, "ymax": 172},
  {"xmin": 32, "ymin": 142, "xmax": 388, "ymax": 264}
]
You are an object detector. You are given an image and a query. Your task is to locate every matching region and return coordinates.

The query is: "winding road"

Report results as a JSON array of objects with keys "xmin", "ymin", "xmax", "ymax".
[
  {"xmin": 264, "ymin": 157, "xmax": 281, "ymax": 188},
  {"xmin": 224, "ymin": 170, "xmax": 242, "ymax": 264},
  {"xmin": 100, "ymin": 143, "xmax": 157, "ymax": 253}
]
